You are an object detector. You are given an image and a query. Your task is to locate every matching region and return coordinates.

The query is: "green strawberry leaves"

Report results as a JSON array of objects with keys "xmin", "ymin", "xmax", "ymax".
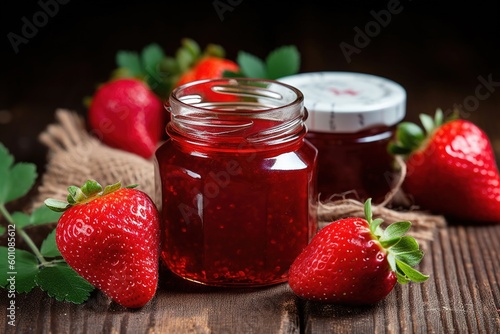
[
  {"xmin": 394, "ymin": 261, "xmax": 429, "ymax": 283},
  {"xmin": 388, "ymin": 108, "xmax": 457, "ymax": 155},
  {"xmin": 364, "ymin": 198, "xmax": 429, "ymax": 284},
  {"xmin": 36, "ymin": 264, "xmax": 94, "ymax": 303},
  {"xmin": 104, "ymin": 39, "xmax": 302, "ymax": 105},
  {"xmin": 114, "ymin": 43, "xmax": 171, "ymax": 99},
  {"xmin": 236, "ymin": 51, "xmax": 267, "ymax": 78},
  {"xmin": 0, "ymin": 248, "xmax": 39, "ymax": 293},
  {"xmin": 0, "ymin": 143, "xmax": 95, "ymax": 304},
  {"xmin": 380, "ymin": 221, "xmax": 412, "ymax": 248},
  {"xmin": 40, "ymin": 230, "xmax": 62, "ymax": 257},
  {"xmin": 0, "ymin": 143, "xmax": 37, "ymax": 204},
  {"xmin": 116, "ymin": 43, "xmax": 166, "ymax": 79},
  {"xmin": 265, "ymin": 46, "xmax": 301, "ymax": 79},
  {"xmin": 225, "ymin": 45, "xmax": 301, "ymax": 80},
  {"xmin": 113, "ymin": 39, "xmax": 232, "ymax": 100},
  {"xmin": 116, "ymin": 51, "xmax": 143, "ymax": 77},
  {"xmin": 30, "ymin": 205, "xmax": 65, "ymax": 226},
  {"xmin": 45, "ymin": 180, "xmax": 136, "ymax": 212}
]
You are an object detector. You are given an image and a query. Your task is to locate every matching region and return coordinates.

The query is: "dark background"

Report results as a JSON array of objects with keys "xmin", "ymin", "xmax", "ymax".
[{"xmin": 1, "ymin": 0, "xmax": 500, "ymax": 171}]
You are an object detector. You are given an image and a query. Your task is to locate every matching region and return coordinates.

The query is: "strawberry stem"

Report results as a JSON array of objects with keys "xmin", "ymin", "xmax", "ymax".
[
  {"xmin": 363, "ymin": 198, "xmax": 429, "ymax": 284},
  {"xmin": 364, "ymin": 198, "xmax": 384, "ymax": 237},
  {"xmin": 17, "ymin": 228, "xmax": 51, "ymax": 266}
]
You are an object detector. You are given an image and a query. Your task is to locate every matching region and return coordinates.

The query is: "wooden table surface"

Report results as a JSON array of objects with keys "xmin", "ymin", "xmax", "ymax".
[
  {"xmin": 1, "ymin": 219, "xmax": 499, "ymax": 333},
  {"xmin": 2, "ymin": 1, "xmax": 500, "ymax": 333}
]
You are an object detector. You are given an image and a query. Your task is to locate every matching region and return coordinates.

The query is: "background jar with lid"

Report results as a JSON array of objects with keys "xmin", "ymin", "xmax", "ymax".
[
  {"xmin": 279, "ymin": 72, "xmax": 406, "ymax": 204},
  {"xmin": 155, "ymin": 78, "xmax": 318, "ymax": 287}
]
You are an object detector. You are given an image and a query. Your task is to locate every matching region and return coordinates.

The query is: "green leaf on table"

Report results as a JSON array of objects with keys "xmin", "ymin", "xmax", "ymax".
[
  {"xmin": 0, "ymin": 143, "xmax": 14, "ymax": 167},
  {"xmin": 36, "ymin": 263, "xmax": 94, "ymax": 304},
  {"xmin": 30, "ymin": 205, "xmax": 62, "ymax": 226},
  {"xmin": 0, "ymin": 144, "xmax": 37, "ymax": 204},
  {"xmin": 11, "ymin": 212, "xmax": 30, "ymax": 229},
  {"xmin": 0, "ymin": 247, "xmax": 40, "ymax": 293},
  {"xmin": 116, "ymin": 51, "xmax": 143, "ymax": 77},
  {"xmin": 6, "ymin": 162, "xmax": 37, "ymax": 203},
  {"xmin": 265, "ymin": 45, "xmax": 300, "ymax": 79},
  {"xmin": 237, "ymin": 51, "xmax": 267, "ymax": 78},
  {"xmin": 0, "ymin": 144, "xmax": 14, "ymax": 202},
  {"xmin": 40, "ymin": 230, "xmax": 61, "ymax": 258}
]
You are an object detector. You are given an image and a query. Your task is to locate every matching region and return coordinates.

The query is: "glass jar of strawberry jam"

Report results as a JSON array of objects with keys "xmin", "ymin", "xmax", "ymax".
[
  {"xmin": 279, "ymin": 72, "xmax": 406, "ymax": 203},
  {"xmin": 155, "ymin": 78, "xmax": 318, "ymax": 287}
]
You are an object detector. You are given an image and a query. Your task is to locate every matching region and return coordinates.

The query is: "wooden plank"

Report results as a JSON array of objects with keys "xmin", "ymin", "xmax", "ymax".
[
  {"xmin": 1, "ymin": 225, "xmax": 499, "ymax": 333},
  {"xmin": 0, "ymin": 269, "xmax": 301, "ymax": 333}
]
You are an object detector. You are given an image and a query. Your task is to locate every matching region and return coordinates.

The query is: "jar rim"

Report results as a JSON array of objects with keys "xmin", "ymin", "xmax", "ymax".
[
  {"xmin": 168, "ymin": 78, "xmax": 304, "ymax": 115},
  {"xmin": 166, "ymin": 78, "xmax": 308, "ymax": 149}
]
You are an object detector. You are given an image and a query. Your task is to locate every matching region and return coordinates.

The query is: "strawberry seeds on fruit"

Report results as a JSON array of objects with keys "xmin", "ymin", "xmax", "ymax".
[
  {"xmin": 288, "ymin": 198, "xmax": 428, "ymax": 305},
  {"xmin": 45, "ymin": 180, "xmax": 161, "ymax": 309}
]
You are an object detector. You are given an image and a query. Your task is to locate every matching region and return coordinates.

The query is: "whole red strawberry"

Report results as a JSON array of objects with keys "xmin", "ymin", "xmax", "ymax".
[
  {"xmin": 288, "ymin": 199, "xmax": 428, "ymax": 305},
  {"xmin": 45, "ymin": 180, "xmax": 160, "ymax": 308},
  {"xmin": 176, "ymin": 56, "xmax": 239, "ymax": 88},
  {"xmin": 174, "ymin": 56, "xmax": 240, "ymax": 103},
  {"xmin": 88, "ymin": 78, "xmax": 165, "ymax": 159},
  {"xmin": 389, "ymin": 109, "xmax": 500, "ymax": 223}
]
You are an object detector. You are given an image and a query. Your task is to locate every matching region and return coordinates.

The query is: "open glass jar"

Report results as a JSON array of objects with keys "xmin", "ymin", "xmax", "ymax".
[
  {"xmin": 155, "ymin": 78, "xmax": 317, "ymax": 287},
  {"xmin": 279, "ymin": 72, "xmax": 406, "ymax": 203}
]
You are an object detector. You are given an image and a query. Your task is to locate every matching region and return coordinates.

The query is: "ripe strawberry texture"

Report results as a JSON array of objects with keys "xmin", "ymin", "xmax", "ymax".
[
  {"xmin": 45, "ymin": 180, "xmax": 160, "ymax": 308},
  {"xmin": 389, "ymin": 109, "xmax": 500, "ymax": 223},
  {"xmin": 88, "ymin": 78, "xmax": 165, "ymax": 159},
  {"xmin": 288, "ymin": 199, "xmax": 428, "ymax": 305},
  {"xmin": 175, "ymin": 56, "xmax": 239, "ymax": 88}
]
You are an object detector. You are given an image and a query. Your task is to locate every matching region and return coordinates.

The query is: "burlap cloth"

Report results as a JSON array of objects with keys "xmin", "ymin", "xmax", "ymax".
[
  {"xmin": 34, "ymin": 109, "xmax": 446, "ymax": 246},
  {"xmin": 33, "ymin": 109, "xmax": 155, "ymax": 206}
]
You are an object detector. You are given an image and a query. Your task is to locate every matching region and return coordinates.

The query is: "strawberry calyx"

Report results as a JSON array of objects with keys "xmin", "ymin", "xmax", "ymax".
[
  {"xmin": 364, "ymin": 198, "xmax": 429, "ymax": 284},
  {"xmin": 388, "ymin": 108, "xmax": 458, "ymax": 156},
  {"xmin": 160, "ymin": 38, "xmax": 229, "ymax": 88},
  {"xmin": 44, "ymin": 180, "xmax": 137, "ymax": 212}
]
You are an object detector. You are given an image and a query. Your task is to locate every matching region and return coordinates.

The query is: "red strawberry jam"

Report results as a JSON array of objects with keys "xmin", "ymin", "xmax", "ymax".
[
  {"xmin": 279, "ymin": 72, "xmax": 406, "ymax": 203},
  {"xmin": 305, "ymin": 125, "xmax": 397, "ymax": 203},
  {"xmin": 155, "ymin": 79, "xmax": 317, "ymax": 286}
]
